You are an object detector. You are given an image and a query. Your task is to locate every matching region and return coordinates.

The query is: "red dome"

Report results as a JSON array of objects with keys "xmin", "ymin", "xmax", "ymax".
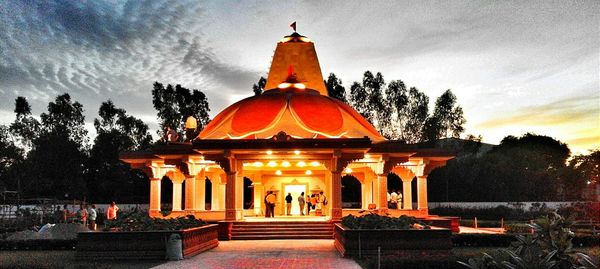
[{"xmin": 199, "ymin": 86, "xmax": 385, "ymax": 141}]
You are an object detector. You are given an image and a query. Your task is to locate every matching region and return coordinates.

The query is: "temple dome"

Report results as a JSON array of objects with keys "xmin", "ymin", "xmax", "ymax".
[{"xmin": 198, "ymin": 31, "xmax": 385, "ymax": 141}]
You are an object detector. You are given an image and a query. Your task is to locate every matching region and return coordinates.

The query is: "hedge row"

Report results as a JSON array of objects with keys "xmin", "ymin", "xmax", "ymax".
[{"xmin": 451, "ymin": 234, "xmax": 600, "ymax": 248}]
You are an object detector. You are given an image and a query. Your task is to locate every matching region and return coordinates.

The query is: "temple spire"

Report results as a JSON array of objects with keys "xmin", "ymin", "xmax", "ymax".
[{"xmin": 264, "ymin": 29, "xmax": 327, "ymax": 95}]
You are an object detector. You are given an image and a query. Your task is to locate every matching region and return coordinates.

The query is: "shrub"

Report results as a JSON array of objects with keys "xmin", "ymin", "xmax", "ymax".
[
  {"xmin": 341, "ymin": 213, "xmax": 424, "ymax": 230},
  {"xmin": 458, "ymin": 212, "xmax": 599, "ymax": 269},
  {"xmin": 103, "ymin": 211, "xmax": 206, "ymax": 232}
]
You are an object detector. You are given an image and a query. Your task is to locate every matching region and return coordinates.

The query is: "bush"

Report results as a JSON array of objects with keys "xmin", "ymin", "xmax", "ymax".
[
  {"xmin": 341, "ymin": 213, "xmax": 423, "ymax": 229},
  {"xmin": 102, "ymin": 211, "xmax": 206, "ymax": 232}
]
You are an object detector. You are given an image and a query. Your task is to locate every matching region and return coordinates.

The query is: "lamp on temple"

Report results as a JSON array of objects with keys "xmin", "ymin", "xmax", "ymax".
[{"xmin": 185, "ymin": 115, "xmax": 197, "ymax": 142}]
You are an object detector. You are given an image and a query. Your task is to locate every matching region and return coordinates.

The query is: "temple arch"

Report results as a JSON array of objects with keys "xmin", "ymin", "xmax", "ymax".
[{"xmin": 341, "ymin": 175, "xmax": 361, "ymax": 208}]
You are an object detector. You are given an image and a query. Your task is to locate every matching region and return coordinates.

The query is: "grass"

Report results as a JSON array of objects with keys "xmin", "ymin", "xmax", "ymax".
[{"xmin": 0, "ymin": 250, "xmax": 166, "ymax": 269}]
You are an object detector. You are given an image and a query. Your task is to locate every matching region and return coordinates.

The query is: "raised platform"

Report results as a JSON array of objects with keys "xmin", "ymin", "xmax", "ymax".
[{"xmin": 222, "ymin": 218, "xmax": 334, "ymax": 240}]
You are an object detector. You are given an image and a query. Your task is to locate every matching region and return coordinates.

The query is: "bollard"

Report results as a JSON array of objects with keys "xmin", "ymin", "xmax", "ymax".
[
  {"xmin": 474, "ymin": 217, "xmax": 478, "ymax": 229},
  {"xmin": 500, "ymin": 218, "xmax": 504, "ymax": 229},
  {"xmin": 377, "ymin": 246, "xmax": 381, "ymax": 269}
]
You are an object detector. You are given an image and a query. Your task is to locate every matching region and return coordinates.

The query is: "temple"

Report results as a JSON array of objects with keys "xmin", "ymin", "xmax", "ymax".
[{"xmin": 120, "ymin": 31, "xmax": 454, "ymax": 222}]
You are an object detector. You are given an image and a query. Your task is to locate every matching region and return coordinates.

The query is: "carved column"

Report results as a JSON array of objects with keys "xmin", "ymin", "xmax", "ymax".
[
  {"xmin": 210, "ymin": 175, "xmax": 221, "ymax": 210},
  {"xmin": 253, "ymin": 182, "xmax": 264, "ymax": 216},
  {"xmin": 330, "ymin": 171, "xmax": 342, "ymax": 220},
  {"xmin": 402, "ymin": 179, "xmax": 413, "ymax": 210},
  {"xmin": 184, "ymin": 175, "xmax": 196, "ymax": 212},
  {"xmin": 194, "ymin": 172, "xmax": 206, "ymax": 211},
  {"xmin": 171, "ymin": 177, "xmax": 185, "ymax": 211},
  {"xmin": 377, "ymin": 173, "xmax": 388, "ymax": 211},
  {"xmin": 225, "ymin": 170, "xmax": 243, "ymax": 220},
  {"xmin": 417, "ymin": 176, "xmax": 428, "ymax": 210},
  {"xmin": 149, "ymin": 178, "xmax": 161, "ymax": 215}
]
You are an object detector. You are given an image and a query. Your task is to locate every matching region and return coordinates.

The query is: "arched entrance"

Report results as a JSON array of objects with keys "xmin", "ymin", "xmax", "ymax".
[{"xmin": 342, "ymin": 175, "xmax": 361, "ymax": 208}]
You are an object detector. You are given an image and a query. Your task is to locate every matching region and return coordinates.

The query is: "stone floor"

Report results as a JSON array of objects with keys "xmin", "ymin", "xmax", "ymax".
[{"xmin": 152, "ymin": 239, "xmax": 361, "ymax": 269}]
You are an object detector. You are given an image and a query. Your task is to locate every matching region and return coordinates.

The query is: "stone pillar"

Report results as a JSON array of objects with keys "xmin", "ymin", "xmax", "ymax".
[
  {"xmin": 417, "ymin": 176, "xmax": 428, "ymax": 210},
  {"xmin": 377, "ymin": 174, "xmax": 388, "ymax": 211},
  {"xmin": 225, "ymin": 171, "xmax": 243, "ymax": 220},
  {"xmin": 149, "ymin": 178, "xmax": 161, "ymax": 215},
  {"xmin": 253, "ymin": 182, "xmax": 264, "ymax": 216},
  {"xmin": 210, "ymin": 177, "xmax": 220, "ymax": 210},
  {"xmin": 194, "ymin": 174, "xmax": 206, "ymax": 211},
  {"xmin": 171, "ymin": 178, "xmax": 185, "ymax": 211},
  {"xmin": 184, "ymin": 175, "xmax": 196, "ymax": 211},
  {"xmin": 219, "ymin": 182, "xmax": 226, "ymax": 210},
  {"xmin": 402, "ymin": 179, "xmax": 413, "ymax": 210},
  {"xmin": 330, "ymin": 171, "xmax": 342, "ymax": 221}
]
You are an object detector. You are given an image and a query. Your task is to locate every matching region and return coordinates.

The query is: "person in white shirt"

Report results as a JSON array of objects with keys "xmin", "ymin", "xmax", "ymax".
[
  {"xmin": 390, "ymin": 191, "xmax": 398, "ymax": 209},
  {"xmin": 397, "ymin": 192, "xmax": 403, "ymax": 209}
]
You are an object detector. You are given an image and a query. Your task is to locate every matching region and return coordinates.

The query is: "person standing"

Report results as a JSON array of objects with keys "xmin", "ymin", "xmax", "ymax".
[
  {"xmin": 264, "ymin": 192, "xmax": 271, "ymax": 218},
  {"xmin": 397, "ymin": 191, "xmax": 403, "ymax": 209},
  {"xmin": 390, "ymin": 190, "xmax": 398, "ymax": 209},
  {"xmin": 298, "ymin": 192, "xmax": 306, "ymax": 216},
  {"xmin": 184, "ymin": 115, "xmax": 197, "ymax": 142},
  {"xmin": 88, "ymin": 204, "xmax": 97, "ymax": 230},
  {"xmin": 266, "ymin": 192, "xmax": 277, "ymax": 217},
  {"xmin": 319, "ymin": 191, "xmax": 327, "ymax": 216},
  {"xmin": 306, "ymin": 194, "xmax": 312, "ymax": 215},
  {"xmin": 107, "ymin": 201, "xmax": 119, "ymax": 220},
  {"xmin": 77, "ymin": 204, "xmax": 88, "ymax": 225},
  {"xmin": 285, "ymin": 193, "xmax": 293, "ymax": 216}
]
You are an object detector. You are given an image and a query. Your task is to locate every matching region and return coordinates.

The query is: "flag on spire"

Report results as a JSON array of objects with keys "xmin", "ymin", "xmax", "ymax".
[{"xmin": 290, "ymin": 21, "xmax": 296, "ymax": 32}]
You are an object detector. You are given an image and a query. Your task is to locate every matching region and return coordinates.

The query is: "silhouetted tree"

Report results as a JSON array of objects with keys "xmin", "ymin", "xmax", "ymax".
[
  {"xmin": 10, "ymin": 97, "xmax": 41, "ymax": 151},
  {"xmin": 86, "ymin": 100, "xmax": 151, "ymax": 202},
  {"xmin": 422, "ymin": 89, "xmax": 465, "ymax": 141},
  {"xmin": 325, "ymin": 73, "xmax": 347, "ymax": 102},
  {"xmin": 252, "ymin": 76, "xmax": 267, "ymax": 96},
  {"xmin": 403, "ymin": 87, "xmax": 429, "ymax": 143},
  {"xmin": 0, "ymin": 125, "xmax": 24, "ymax": 191},
  {"xmin": 349, "ymin": 82, "xmax": 369, "ymax": 120},
  {"xmin": 382, "ymin": 80, "xmax": 408, "ymax": 139},
  {"xmin": 22, "ymin": 94, "xmax": 88, "ymax": 199},
  {"xmin": 152, "ymin": 82, "xmax": 211, "ymax": 139}
]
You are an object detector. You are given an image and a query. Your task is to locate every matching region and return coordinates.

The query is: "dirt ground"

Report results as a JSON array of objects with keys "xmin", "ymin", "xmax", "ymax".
[{"xmin": 0, "ymin": 250, "xmax": 165, "ymax": 269}]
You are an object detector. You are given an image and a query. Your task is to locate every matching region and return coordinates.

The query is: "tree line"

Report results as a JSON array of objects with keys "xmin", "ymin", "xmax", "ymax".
[{"xmin": 0, "ymin": 71, "xmax": 597, "ymax": 203}]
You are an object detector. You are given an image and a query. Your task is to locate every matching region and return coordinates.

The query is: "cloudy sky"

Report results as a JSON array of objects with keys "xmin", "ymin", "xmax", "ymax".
[{"xmin": 0, "ymin": 1, "xmax": 598, "ymax": 153}]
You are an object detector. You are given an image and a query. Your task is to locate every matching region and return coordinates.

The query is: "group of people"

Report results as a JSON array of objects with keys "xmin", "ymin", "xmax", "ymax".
[
  {"xmin": 63, "ymin": 201, "xmax": 120, "ymax": 230},
  {"xmin": 387, "ymin": 190, "xmax": 403, "ymax": 209},
  {"xmin": 269, "ymin": 191, "xmax": 327, "ymax": 217}
]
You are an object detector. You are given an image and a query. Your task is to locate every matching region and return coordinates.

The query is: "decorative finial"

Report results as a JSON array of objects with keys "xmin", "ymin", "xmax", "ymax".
[{"xmin": 290, "ymin": 21, "xmax": 296, "ymax": 32}]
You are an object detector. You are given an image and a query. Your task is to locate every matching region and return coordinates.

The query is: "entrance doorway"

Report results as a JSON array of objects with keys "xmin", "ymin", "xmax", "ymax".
[{"xmin": 283, "ymin": 184, "xmax": 307, "ymax": 215}]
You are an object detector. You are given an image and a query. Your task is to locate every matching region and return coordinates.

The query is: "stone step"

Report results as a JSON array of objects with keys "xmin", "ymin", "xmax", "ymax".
[
  {"xmin": 231, "ymin": 234, "xmax": 333, "ymax": 240},
  {"xmin": 232, "ymin": 227, "xmax": 332, "ymax": 232},
  {"xmin": 231, "ymin": 230, "xmax": 333, "ymax": 235},
  {"xmin": 232, "ymin": 225, "xmax": 332, "ymax": 229}
]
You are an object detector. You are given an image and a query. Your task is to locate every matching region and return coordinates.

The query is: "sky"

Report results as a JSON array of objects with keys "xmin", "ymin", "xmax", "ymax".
[{"xmin": 0, "ymin": 1, "xmax": 598, "ymax": 154}]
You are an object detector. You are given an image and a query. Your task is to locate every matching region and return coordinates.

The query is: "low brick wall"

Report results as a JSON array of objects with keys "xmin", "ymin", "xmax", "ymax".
[
  {"xmin": 334, "ymin": 223, "xmax": 452, "ymax": 257},
  {"xmin": 76, "ymin": 224, "xmax": 218, "ymax": 260}
]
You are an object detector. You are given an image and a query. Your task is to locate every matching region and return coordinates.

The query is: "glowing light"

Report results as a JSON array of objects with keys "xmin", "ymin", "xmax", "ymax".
[
  {"xmin": 243, "ymin": 162, "xmax": 250, "ymax": 167},
  {"xmin": 299, "ymin": 37, "xmax": 312, "ymax": 42},
  {"xmin": 293, "ymin": 83, "xmax": 306, "ymax": 89},
  {"xmin": 296, "ymin": 161, "xmax": 306, "ymax": 167},
  {"xmin": 310, "ymin": 161, "xmax": 320, "ymax": 167},
  {"xmin": 266, "ymin": 150, "xmax": 273, "ymax": 155},
  {"xmin": 281, "ymin": 161, "xmax": 291, "ymax": 167},
  {"xmin": 277, "ymin": 82, "xmax": 292, "ymax": 89},
  {"xmin": 268, "ymin": 161, "xmax": 277, "ymax": 167},
  {"xmin": 275, "ymin": 170, "xmax": 282, "ymax": 175},
  {"xmin": 344, "ymin": 167, "xmax": 353, "ymax": 174},
  {"xmin": 279, "ymin": 37, "xmax": 292, "ymax": 43},
  {"xmin": 252, "ymin": 161, "xmax": 264, "ymax": 167},
  {"xmin": 365, "ymin": 154, "xmax": 370, "ymax": 159},
  {"xmin": 294, "ymin": 150, "xmax": 301, "ymax": 155},
  {"xmin": 305, "ymin": 170, "xmax": 312, "ymax": 175}
]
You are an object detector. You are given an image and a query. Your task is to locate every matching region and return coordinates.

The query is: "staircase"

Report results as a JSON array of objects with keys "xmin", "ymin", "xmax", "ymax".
[{"xmin": 230, "ymin": 221, "xmax": 334, "ymax": 240}]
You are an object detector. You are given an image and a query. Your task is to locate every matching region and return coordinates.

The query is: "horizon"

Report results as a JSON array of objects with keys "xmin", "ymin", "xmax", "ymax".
[{"xmin": 0, "ymin": 1, "xmax": 598, "ymax": 154}]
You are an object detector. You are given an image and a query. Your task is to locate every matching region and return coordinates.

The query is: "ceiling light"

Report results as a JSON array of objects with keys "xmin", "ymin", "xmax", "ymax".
[
  {"xmin": 294, "ymin": 150, "xmax": 300, "ymax": 155},
  {"xmin": 296, "ymin": 161, "xmax": 306, "ymax": 167},
  {"xmin": 268, "ymin": 161, "xmax": 277, "ymax": 167},
  {"xmin": 253, "ymin": 161, "xmax": 264, "ymax": 167},
  {"xmin": 275, "ymin": 170, "xmax": 282, "ymax": 175},
  {"xmin": 364, "ymin": 154, "xmax": 370, "ymax": 159},
  {"xmin": 266, "ymin": 150, "xmax": 273, "ymax": 155},
  {"xmin": 305, "ymin": 170, "xmax": 312, "ymax": 175},
  {"xmin": 281, "ymin": 161, "xmax": 291, "ymax": 167},
  {"xmin": 344, "ymin": 167, "xmax": 353, "ymax": 174},
  {"xmin": 310, "ymin": 161, "xmax": 320, "ymax": 167}
]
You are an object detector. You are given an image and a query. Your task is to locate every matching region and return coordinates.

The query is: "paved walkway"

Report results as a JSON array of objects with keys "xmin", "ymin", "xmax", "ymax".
[{"xmin": 152, "ymin": 239, "xmax": 362, "ymax": 269}]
